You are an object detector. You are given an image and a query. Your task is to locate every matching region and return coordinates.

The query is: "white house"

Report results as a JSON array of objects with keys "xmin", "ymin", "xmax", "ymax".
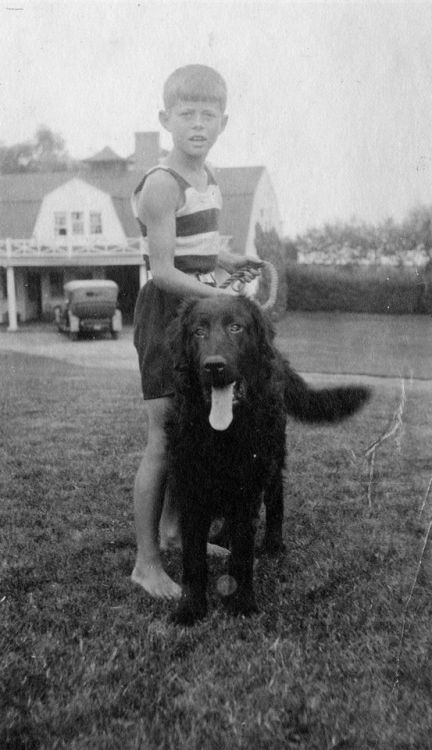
[{"xmin": 0, "ymin": 133, "xmax": 281, "ymax": 328}]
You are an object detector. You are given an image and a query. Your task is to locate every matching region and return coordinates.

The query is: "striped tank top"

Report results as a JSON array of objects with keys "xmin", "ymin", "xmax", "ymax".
[{"xmin": 131, "ymin": 165, "xmax": 223, "ymax": 275}]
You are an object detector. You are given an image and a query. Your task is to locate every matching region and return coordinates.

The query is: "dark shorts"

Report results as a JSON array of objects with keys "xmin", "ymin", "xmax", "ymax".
[{"xmin": 133, "ymin": 280, "xmax": 181, "ymax": 400}]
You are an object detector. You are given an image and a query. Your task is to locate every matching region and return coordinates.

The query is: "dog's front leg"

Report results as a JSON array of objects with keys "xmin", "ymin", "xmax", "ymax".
[
  {"xmin": 262, "ymin": 468, "xmax": 285, "ymax": 555},
  {"xmin": 171, "ymin": 503, "xmax": 211, "ymax": 626},
  {"xmin": 222, "ymin": 498, "xmax": 258, "ymax": 617}
]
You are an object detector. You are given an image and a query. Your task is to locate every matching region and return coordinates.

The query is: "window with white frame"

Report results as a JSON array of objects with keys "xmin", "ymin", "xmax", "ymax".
[
  {"xmin": 90, "ymin": 212, "xmax": 103, "ymax": 235},
  {"xmin": 54, "ymin": 212, "xmax": 67, "ymax": 236},
  {"xmin": 71, "ymin": 211, "xmax": 85, "ymax": 235},
  {"xmin": 53, "ymin": 210, "xmax": 103, "ymax": 237}
]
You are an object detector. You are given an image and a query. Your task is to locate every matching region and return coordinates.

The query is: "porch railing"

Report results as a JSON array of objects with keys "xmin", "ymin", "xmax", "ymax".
[{"xmin": 0, "ymin": 237, "xmax": 144, "ymax": 260}]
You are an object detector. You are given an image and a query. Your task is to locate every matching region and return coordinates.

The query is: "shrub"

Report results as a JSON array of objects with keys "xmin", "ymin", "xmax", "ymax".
[{"xmin": 285, "ymin": 264, "xmax": 425, "ymax": 314}]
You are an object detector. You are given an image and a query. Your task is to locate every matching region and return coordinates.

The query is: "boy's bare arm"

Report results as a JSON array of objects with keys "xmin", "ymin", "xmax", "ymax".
[{"xmin": 138, "ymin": 172, "xmax": 225, "ymax": 298}]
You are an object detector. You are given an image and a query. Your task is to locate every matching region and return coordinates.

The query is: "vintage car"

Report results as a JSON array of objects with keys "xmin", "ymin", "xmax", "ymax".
[{"xmin": 54, "ymin": 280, "xmax": 122, "ymax": 340}]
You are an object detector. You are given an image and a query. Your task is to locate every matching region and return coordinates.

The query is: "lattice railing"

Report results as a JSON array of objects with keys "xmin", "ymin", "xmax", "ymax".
[{"xmin": 0, "ymin": 237, "xmax": 144, "ymax": 259}]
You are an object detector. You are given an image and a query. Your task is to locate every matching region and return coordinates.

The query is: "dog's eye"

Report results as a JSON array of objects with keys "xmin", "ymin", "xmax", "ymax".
[
  {"xmin": 228, "ymin": 323, "xmax": 243, "ymax": 334},
  {"xmin": 194, "ymin": 327, "xmax": 207, "ymax": 338}
]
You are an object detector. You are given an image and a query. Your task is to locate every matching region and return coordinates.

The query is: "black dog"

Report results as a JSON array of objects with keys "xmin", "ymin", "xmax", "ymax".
[{"xmin": 166, "ymin": 296, "xmax": 370, "ymax": 625}]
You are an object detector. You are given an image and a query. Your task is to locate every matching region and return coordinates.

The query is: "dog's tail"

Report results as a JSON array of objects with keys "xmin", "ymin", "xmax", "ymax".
[{"xmin": 283, "ymin": 364, "xmax": 370, "ymax": 423}]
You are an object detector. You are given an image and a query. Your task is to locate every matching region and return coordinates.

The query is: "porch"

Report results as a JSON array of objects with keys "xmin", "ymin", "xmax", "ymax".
[{"xmin": 0, "ymin": 238, "xmax": 147, "ymax": 330}]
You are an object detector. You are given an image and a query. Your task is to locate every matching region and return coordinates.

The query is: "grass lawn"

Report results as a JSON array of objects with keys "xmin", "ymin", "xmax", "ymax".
[
  {"xmin": 1, "ymin": 343, "xmax": 432, "ymax": 749},
  {"xmin": 276, "ymin": 311, "xmax": 432, "ymax": 380}
]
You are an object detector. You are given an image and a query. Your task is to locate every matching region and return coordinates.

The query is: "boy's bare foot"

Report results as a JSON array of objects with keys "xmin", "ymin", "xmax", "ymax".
[{"xmin": 131, "ymin": 560, "xmax": 182, "ymax": 600}]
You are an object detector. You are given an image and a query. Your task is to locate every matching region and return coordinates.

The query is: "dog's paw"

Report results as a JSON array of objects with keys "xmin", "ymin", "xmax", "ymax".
[
  {"xmin": 170, "ymin": 598, "xmax": 207, "ymax": 627},
  {"xmin": 222, "ymin": 592, "xmax": 259, "ymax": 617},
  {"xmin": 206, "ymin": 542, "xmax": 230, "ymax": 558}
]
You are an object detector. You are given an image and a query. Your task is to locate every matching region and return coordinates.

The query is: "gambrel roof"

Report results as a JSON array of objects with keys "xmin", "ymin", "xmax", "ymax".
[{"xmin": 0, "ymin": 165, "xmax": 266, "ymax": 252}]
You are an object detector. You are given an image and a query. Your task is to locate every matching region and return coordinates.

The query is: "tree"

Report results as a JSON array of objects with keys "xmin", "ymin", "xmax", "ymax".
[
  {"xmin": 283, "ymin": 238, "xmax": 298, "ymax": 263},
  {"xmin": 0, "ymin": 126, "xmax": 70, "ymax": 173},
  {"xmin": 401, "ymin": 205, "xmax": 432, "ymax": 253}
]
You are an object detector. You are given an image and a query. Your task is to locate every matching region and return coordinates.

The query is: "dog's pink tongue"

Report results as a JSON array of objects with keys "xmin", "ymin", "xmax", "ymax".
[{"xmin": 209, "ymin": 384, "xmax": 234, "ymax": 431}]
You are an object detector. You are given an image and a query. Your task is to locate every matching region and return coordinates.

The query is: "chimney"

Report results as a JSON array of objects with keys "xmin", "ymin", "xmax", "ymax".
[{"xmin": 134, "ymin": 132, "xmax": 160, "ymax": 173}]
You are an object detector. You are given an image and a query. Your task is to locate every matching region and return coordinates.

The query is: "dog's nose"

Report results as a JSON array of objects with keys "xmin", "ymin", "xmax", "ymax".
[{"xmin": 203, "ymin": 356, "xmax": 227, "ymax": 385}]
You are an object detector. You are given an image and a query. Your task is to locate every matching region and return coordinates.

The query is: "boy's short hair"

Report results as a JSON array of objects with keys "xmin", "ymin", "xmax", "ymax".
[{"xmin": 163, "ymin": 64, "xmax": 227, "ymax": 112}]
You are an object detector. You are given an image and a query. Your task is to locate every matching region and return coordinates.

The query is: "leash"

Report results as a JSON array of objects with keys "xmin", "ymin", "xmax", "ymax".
[{"xmin": 218, "ymin": 260, "xmax": 278, "ymax": 311}]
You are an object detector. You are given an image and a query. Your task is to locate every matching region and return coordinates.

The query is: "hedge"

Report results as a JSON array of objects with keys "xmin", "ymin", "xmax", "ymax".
[{"xmin": 285, "ymin": 264, "xmax": 428, "ymax": 314}]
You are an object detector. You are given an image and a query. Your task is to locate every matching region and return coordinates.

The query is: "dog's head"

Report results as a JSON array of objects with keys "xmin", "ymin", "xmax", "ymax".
[{"xmin": 168, "ymin": 295, "xmax": 276, "ymax": 430}]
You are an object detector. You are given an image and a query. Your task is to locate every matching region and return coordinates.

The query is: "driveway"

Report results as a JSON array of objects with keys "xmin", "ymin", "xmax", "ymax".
[
  {"xmin": 1, "ymin": 313, "xmax": 431, "ymax": 390},
  {"xmin": 0, "ymin": 324, "xmax": 138, "ymax": 372}
]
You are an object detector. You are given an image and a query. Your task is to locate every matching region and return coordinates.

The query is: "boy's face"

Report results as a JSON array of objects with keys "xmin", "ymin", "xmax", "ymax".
[{"xmin": 159, "ymin": 100, "xmax": 228, "ymax": 158}]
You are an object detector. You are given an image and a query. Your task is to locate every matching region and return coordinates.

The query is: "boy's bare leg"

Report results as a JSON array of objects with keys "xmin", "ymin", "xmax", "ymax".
[
  {"xmin": 159, "ymin": 486, "xmax": 182, "ymax": 551},
  {"xmin": 160, "ymin": 488, "xmax": 229, "ymax": 558},
  {"xmin": 131, "ymin": 397, "xmax": 181, "ymax": 599}
]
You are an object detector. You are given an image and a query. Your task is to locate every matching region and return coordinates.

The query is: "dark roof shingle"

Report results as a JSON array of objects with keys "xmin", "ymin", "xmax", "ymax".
[{"xmin": 83, "ymin": 146, "xmax": 126, "ymax": 163}]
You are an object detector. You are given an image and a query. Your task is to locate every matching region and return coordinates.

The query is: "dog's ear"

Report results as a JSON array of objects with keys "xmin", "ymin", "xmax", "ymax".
[{"xmin": 245, "ymin": 298, "xmax": 276, "ymax": 366}]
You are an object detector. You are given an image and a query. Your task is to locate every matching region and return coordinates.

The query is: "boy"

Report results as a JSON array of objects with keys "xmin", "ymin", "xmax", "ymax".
[{"xmin": 131, "ymin": 64, "xmax": 262, "ymax": 599}]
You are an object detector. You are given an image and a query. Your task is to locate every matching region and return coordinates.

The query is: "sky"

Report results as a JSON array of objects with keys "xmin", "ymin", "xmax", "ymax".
[{"xmin": 2, "ymin": 0, "xmax": 432, "ymax": 236}]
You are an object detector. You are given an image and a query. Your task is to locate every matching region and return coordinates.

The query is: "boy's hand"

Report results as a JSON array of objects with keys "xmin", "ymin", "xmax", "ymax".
[{"xmin": 218, "ymin": 251, "xmax": 264, "ymax": 282}]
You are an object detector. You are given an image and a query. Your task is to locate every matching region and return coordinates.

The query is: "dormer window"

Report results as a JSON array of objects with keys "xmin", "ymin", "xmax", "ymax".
[
  {"xmin": 54, "ymin": 212, "xmax": 67, "ymax": 236},
  {"xmin": 71, "ymin": 211, "xmax": 84, "ymax": 235},
  {"xmin": 53, "ymin": 211, "xmax": 103, "ymax": 237},
  {"xmin": 90, "ymin": 212, "xmax": 102, "ymax": 234}
]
